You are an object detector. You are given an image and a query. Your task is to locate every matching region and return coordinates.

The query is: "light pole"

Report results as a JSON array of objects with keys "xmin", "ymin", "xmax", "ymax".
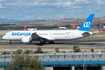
[
  {"xmin": 101, "ymin": 43, "xmax": 102, "ymax": 54},
  {"xmin": 83, "ymin": 52, "xmax": 87, "ymax": 70},
  {"xmin": 98, "ymin": 43, "xmax": 103, "ymax": 55},
  {"xmin": 83, "ymin": 59, "xmax": 85, "ymax": 70},
  {"xmin": 99, "ymin": 43, "xmax": 103, "ymax": 58}
]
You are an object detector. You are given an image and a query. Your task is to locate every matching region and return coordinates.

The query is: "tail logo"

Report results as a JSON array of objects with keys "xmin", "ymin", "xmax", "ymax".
[{"xmin": 84, "ymin": 22, "xmax": 91, "ymax": 27}]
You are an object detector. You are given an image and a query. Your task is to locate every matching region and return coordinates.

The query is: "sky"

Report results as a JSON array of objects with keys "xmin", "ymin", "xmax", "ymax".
[{"xmin": 0, "ymin": 0, "xmax": 105, "ymax": 21}]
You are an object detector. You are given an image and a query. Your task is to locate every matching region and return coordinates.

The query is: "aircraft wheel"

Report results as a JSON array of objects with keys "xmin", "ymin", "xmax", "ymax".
[
  {"xmin": 9, "ymin": 40, "xmax": 11, "ymax": 44},
  {"xmin": 30, "ymin": 41, "xmax": 32, "ymax": 43},
  {"xmin": 49, "ymin": 41, "xmax": 54, "ymax": 44},
  {"xmin": 29, "ymin": 38, "xmax": 32, "ymax": 43},
  {"xmin": 40, "ymin": 42, "xmax": 45, "ymax": 44},
  {"xmin": 40, "ymin": 39, "xmax": 45, "ymax": 44}
]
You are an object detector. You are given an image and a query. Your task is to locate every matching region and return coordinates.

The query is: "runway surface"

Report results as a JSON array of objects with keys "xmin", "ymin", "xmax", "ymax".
[
  {"xmin": 0, "ymin": 39, "xmax": 105, "ymax": 52},
  {"xmin": 0, "ymin": 39, "xmax": 105, "ymax": 47}
]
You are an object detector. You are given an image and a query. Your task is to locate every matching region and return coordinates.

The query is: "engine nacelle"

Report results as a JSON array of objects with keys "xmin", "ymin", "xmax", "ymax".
[{"xmin": 21, "ymin": 37, "xmax": 32, "ymax": 43}]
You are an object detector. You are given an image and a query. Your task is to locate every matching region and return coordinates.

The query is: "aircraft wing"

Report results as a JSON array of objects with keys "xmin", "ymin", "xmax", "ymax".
[{"xmin": 31, "ymin": 33, "xmax": 55, "ymax": 40}]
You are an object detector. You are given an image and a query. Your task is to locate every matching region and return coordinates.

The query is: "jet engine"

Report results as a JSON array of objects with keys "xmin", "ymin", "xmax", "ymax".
[
  {"xmin": 21, "ymin": 37, "xmax": 32, "ymax": 43},
  {"xmin": 82, "ymin": 32, "xmax": 92, "ymax": 37}
]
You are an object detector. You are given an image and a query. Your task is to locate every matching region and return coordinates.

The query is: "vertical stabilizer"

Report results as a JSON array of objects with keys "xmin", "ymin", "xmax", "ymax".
[
  {"xmin": 71, "ymin": 24, "xmax": 74, "ymax": 28},
  {"xmin": 74, "ymin": 24, "xmax": 77, "ymax": 28},
  {"xmin": 78, "ymin": 14, "xmax": 95, "ymax": 32},
  {"xmin": 100, "ymin": 24, "xmax": 104, "ymax": 28},
  {"xmin": 24, "ymin": 26, "xmax": 28, "ymax": 31},
  {"xmin": 58, "ymin": 25, "xmax": 60, "ymax": 28}
]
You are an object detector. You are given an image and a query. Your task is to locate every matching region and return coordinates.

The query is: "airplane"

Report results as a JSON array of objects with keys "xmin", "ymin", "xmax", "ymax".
[
  {"xmin": 24, "ymin": 26, "xmax": 37, "ymax": 31},
  {"xmin": 73, "ymin": 24, "xmax": 80, "ymax": 29},
  {"xmin": 2, "ymin": 14, "xmax": 94, "ymax": 44},
  {"xmin": 58, "ymin": 25, "xmax": 67, "ymax": 29},
  {"xmin": 71, "ymin": 24, "xmax": 79, "ymax": 29},
  {"xmin": 95, "ymin": 24, "xmax": 105, "ymax": 32}
]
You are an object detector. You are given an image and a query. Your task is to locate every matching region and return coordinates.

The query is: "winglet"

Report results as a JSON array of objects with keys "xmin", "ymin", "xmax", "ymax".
[{"xmin": 77, "ymin": 14, "xmax": 95, "ymax": 32}]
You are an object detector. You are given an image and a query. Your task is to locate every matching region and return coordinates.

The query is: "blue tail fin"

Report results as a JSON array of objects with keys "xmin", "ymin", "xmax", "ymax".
[{"xmin": 78, "ymin": 14, "xmax": 95, "ymax": 32}]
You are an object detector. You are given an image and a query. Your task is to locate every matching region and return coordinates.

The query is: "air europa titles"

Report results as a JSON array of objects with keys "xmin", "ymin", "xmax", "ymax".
[
  {"xmin": 11, "ymin": 32, "xmax": 31, "ymax": 36},
  {"xmin": 84, "ymin": 22, "xmax": 91, "ymax": 27}
]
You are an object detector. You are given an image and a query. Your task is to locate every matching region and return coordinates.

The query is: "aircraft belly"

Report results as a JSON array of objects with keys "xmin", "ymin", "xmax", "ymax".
[
  {"xmin": 9, "ymin": 36, "xmax": 22, "ymax": 40},
  {"xmin": 52, "ymin": 35, "xmax": 68, "ymax": 39}
]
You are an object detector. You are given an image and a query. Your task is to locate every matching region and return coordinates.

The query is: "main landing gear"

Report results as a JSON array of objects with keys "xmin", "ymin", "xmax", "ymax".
[
  {"xmin": 9, "ymin": 40, "xmax": 11, "ymax": 44},
  {"xmin": 49, "ymin": 41, "xmax": 54, "ymax": 44},
  {"xmin": 40, "ymin": 39, "xmax": 45, "ymax": 44},
  {"xmin": 29, "ymin": 38, "xmax": 32, "ymax": 43},
  {"xmin": 40, "ymin": 39, "xmax": 55, "ymax": 44}
]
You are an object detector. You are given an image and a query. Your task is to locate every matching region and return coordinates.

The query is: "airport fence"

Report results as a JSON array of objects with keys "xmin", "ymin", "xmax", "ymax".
[{"xmin": 0, "ymin": 54, "xmax": 104, "ymax": 59}]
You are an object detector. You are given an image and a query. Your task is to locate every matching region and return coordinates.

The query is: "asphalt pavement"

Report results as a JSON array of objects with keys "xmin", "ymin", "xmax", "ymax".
[{"xmin": 0, "ymin": 39, "xmax": 105, "ymax": 47}]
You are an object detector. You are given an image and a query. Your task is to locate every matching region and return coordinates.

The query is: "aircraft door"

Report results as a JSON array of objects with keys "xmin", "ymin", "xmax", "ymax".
[{"xmin": 7, "ymin": 33, "xmax": 10, "ymax": 37}]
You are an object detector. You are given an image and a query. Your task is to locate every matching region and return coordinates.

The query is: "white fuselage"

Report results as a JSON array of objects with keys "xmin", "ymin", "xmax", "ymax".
[{"xmin": 2, "ymin": 30, "xmax": 92, "ymax": 41}]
